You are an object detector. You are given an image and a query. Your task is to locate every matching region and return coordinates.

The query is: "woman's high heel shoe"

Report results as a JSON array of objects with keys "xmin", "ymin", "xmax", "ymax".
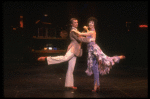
[
  {"xmin": 92, "ymin": 89, "xmax": 97, "ymax": 92},
  {"xmin": 97, "ymin": 86, "xmax": 100, "ymax": 91},
  {"xmin": 92, "ymin": 86, "xmax": 100, "ymax": 92}
]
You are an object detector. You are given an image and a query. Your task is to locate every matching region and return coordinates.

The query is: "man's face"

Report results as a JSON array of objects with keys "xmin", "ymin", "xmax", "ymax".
[{"xmin": 71, "ymin": 20, "xmax": 78, "ymax": 28}]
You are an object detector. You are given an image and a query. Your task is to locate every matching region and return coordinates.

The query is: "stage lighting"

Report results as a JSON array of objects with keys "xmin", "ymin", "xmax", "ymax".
[
  {"xmin": 44, "ymin": 47, "xmax": 47, "ymax": 50},
  {"xmin": 13, "ymin": 28, "xmax": 16, "ymax": 30},
  {"xmin": 48, "ymin": 47, "xmax": 52, "ymax": 50},
  {"xmin": 139, "ymin": 25, "xmax": 148, "ymax": 28},
  {"xmin": 44, "ymin": 14, "xmax": 48, "ymax": 17},
  {"xmin": 20, "ymin": 15, "xmax": 23, "ymax": 28},
  {"xmin": 53, "ymin": 47, "xmax": 57, "ymax": 50}
]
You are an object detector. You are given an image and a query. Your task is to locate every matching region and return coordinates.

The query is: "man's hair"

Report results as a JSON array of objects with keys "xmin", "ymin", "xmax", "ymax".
[
  {"xmin": 70, "ymin": 18, "xmax": 78, "ymax": 24},
  {"xmin": 87, "ymin": 17, "xmax": 98, "ymax": 27}
]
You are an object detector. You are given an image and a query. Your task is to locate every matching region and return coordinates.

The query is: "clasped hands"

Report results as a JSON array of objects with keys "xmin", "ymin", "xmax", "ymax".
[
  {"xmin": 72, "ymin": 26, "xmax": 94, "ymax": 42},
  {"xmin": 72, "ymin": 26, "xmax": 89, "ymax": 34}
]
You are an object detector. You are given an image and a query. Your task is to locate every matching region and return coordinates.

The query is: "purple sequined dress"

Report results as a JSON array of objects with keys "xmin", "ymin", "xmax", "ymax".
[{"xmin": 85, "ymin": 36, "xmax": 120, "ymax": 76}]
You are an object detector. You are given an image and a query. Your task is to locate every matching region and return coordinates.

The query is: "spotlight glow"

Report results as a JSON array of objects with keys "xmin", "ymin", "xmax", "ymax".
[
  {"xmin": 49, "ymin": 47, "xmax": 52, "ymax": 50},
  {"xmin": 139, "ymin": 25, "xmax": 148, "ymax": 28}
]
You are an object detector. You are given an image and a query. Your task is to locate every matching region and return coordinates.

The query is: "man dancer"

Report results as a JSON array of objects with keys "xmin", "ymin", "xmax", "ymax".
[{"xmin": 38, "ymin": 18, "xmax": 94, "ymax": 89}]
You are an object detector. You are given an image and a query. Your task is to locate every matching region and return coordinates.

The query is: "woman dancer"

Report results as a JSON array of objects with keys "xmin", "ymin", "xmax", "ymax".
[{"xmin": 72, "ymin": 17, "xmax": 125, "ymax": 92}]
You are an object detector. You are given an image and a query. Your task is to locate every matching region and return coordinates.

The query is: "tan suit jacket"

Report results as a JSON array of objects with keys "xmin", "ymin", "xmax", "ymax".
[{"xmin": 67, "ymin": 28, "xmax": 91, "ymax": 57}]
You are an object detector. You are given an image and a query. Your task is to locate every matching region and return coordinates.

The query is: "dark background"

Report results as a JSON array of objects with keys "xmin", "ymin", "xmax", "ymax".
[{"xmin": 3, "ymin": 1, "xmax": 148, "ymax": 67}]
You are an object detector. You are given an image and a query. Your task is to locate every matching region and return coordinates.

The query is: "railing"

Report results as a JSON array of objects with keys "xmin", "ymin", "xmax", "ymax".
[
  {"xmin": 32, "ymin": 49, "xmax": 66, "ymax": 53},
  {"xmin": 33, "ymin": 36, "xmax": 67, "ymax": 40}
]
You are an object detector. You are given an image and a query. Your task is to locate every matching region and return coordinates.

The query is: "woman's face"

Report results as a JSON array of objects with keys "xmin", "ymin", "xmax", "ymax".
[{"xmin": 88, "ymin": 21, "xmax": 95, "ymax": 29}]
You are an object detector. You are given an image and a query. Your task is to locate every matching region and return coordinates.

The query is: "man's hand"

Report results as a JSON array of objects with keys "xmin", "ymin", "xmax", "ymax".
[
  {"xmin": 72, "ymin": 29, "xmax": 80, "ymax": 34},
  {"xmin": 90, "ymin": 38, "xmax": 95, "ymax": 42},
  {"xmin": 71, "ymin": 29, "xmax": 76, "ymax": 32}
]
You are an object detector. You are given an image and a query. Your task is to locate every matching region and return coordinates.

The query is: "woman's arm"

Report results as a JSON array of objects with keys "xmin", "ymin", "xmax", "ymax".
[
  {"xmin": 71, "ymin": 29, "xmax": 93, "ymax": 36},
  {"xmin": 70, "ymin": 30, "xmax": 91, "ymax": 43}
]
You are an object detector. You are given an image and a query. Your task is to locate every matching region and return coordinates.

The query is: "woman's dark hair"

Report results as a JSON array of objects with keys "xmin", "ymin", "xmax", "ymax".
[{"xmin": 87, "ymin": 17, "xmax": 98, "ymax": 28}]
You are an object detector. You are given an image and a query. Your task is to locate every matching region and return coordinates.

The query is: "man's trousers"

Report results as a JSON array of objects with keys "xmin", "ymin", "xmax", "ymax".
[{"xmin": 46, "ymin": 49, "xmax": 77, "ymax": 87}]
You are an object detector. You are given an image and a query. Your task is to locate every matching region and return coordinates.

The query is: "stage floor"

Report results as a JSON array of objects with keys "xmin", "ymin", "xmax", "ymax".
[{"xmin": 4, "ymin": 61, "xmax": 148, "ymax": 98}]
